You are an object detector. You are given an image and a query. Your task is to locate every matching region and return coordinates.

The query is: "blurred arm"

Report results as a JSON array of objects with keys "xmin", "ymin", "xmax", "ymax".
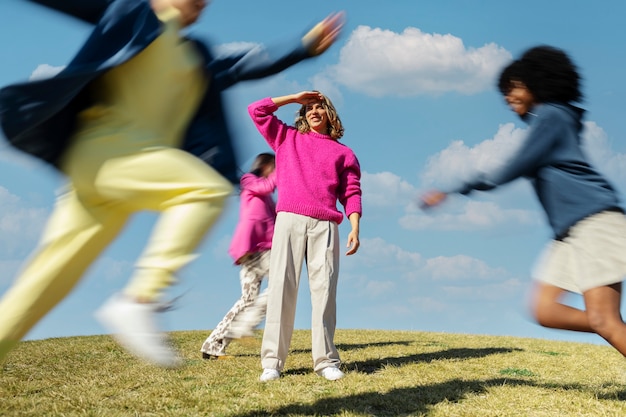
[
  {"xmin": 26, "ymin": 0, "xmax": 113, "ymax": 24},
  {"xmin": 211, "ymin": 12, "xmax": 345, "ymax": 90}
]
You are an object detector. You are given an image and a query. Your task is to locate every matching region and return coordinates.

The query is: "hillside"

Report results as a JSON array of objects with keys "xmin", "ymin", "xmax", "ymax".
[{"xmin": 1, "ymin": 329, "xmax": 625, "ymax": 416}]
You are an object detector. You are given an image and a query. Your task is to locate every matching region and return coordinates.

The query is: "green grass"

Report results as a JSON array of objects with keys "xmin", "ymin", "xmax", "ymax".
[{"xmin": 2, "ymin": 329, "xmax": 626, "ymax": 416}]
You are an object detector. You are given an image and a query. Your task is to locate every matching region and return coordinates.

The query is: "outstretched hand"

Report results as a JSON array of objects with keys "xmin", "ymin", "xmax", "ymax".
[
  {"xmin": 419, "ymin": 190, "xmax": 448, "ymax": 209},
  {"xmin": 302, "ymin": 12, "xmax": 346, "ymax": 56}
]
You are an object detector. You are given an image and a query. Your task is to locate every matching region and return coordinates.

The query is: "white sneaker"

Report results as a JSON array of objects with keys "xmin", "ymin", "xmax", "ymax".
[
  {"xmin": 95, "ymin": 294, "xmax": 182, "ymax": 368},
  {"xmin": 319, "ymin": 367, "xmax": 345, "ymax": 381},
  {"xmin": 259, "ymin": 368, "xmax": 280, "ymax": 382}
]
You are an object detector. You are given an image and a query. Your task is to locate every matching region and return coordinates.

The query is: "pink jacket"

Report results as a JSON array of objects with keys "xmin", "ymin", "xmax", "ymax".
[{"xmin": 228, "ymin": 171, "xmax": 277, "ymax": 263}]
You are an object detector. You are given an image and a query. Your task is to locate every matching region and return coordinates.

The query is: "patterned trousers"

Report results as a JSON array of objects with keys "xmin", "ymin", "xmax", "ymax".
[{"xmin": 201, "ymin": 250, "xmax": 270, "ymax": 356}]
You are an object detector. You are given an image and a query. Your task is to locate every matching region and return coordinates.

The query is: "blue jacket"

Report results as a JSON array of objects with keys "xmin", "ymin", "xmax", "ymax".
[
  {"xmin": 452, "ymin": 103, "xmax": 621, "ymax": 239},
  {"xmin": 0, "ymin": 0, "xmax": 313, "ymax": 184}
]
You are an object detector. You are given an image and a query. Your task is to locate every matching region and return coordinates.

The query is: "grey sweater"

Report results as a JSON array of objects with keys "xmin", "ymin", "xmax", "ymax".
[{"xmin": 452, "ymin": 103, "xmax": 621, "ymax": 239}]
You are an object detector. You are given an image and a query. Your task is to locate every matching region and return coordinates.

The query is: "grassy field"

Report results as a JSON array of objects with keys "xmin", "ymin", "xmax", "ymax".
[{"xmin": 1, "ymin": 329, "xmax": 625, "ymax": 416}]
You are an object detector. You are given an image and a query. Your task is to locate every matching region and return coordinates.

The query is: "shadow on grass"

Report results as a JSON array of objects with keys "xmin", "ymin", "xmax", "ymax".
[
  {"xmin": 597, "ymin": 389, "xmax": 626, "ymax": 401},
  {"xmin": 231, "ymin": 377, "xmax": 543, "ymax": 417},
  {"xmin": 285, "ymin": 346, "xmax": 522, "ymax": 376},
  {"xmin": 290, "ymin": 340, "xmax": 414, "ymax": 355},
  {"xmin": 349, "ymin": 347, "xmax": 522, "ymax": 374}
]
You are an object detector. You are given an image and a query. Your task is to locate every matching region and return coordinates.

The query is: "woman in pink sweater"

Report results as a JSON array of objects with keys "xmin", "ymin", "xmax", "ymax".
[
  {"xmin": 248, "ymin": 91, "xmax": 362, "ymax": 381},
  {"xmin": 200, "ymin": 153, "xmax": 276, "ymax": 359}
]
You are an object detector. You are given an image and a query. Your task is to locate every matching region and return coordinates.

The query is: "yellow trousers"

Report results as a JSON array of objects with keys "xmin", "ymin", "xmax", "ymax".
[{"xmin": 0, "ymin": 146, "xmax": 233, "ymax": 361}]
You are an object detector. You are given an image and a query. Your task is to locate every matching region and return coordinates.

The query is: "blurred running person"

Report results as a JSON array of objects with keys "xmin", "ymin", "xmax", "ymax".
[{"xmin": 421, "ymin": 45, "xmax": 626, "ymax": 358}]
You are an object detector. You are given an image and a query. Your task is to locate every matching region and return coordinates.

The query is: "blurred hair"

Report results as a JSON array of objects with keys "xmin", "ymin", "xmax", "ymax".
[
  {"xmin": 498, "ymin": 45, "xmax": 583, "ymax": 104},
  {"xmin": 294, "ymin": 92, "xmax": 344, "ymax": 140},
  {"xmin": 249, "ymin": 152, "xmax": 275, "ymax": 177}
]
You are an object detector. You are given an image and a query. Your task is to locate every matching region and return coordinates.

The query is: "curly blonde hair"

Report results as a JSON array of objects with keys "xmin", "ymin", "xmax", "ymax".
[{"xmin": 294, "ymin": 92, "xmax": 344, "ymax": 140}]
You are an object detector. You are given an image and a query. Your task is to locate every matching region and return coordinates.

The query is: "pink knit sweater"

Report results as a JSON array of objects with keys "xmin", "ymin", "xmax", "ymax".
[{"xmin": 248, "ymin": 97, "xmax": 362, "ymax": 224}]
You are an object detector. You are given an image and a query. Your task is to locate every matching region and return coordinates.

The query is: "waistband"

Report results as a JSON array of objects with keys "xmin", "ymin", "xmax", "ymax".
[{"xmin": 555, "ymin": 206, "xmax": 625, "ymax": 241}]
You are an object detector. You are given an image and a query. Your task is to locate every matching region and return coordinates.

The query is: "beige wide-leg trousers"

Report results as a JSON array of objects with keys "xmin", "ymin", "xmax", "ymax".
[
  {"xmin": 261, "ymin": 212, "xmax": 340, "ymax": 373},
  {"xmin": 0, "ymin": 147, "xmax": 233, "ymax": 361}
]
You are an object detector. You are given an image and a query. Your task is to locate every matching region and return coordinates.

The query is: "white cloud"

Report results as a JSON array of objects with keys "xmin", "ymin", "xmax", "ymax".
[
  {"xmin": 359, "ymin": 125, "xmax": 533, "ymax": 232},
  {"xmin": 362, "ymin": 171, "xmax": 416, "ymax": 208},
  {"xmin": 403, "ymin": 118, "xmax": 626, "ymax": 233},
  {"xmin": 399, "ymin": 122, "xmax": 537, "ymax": 232},
  {"xmin": 419, "ymin": 118, "xmax": 626, "ymax": 193},
  {"xmin": 420, "ymin": 122, "xmax": 527, "ymax": 189},
  {"xmin": 423, "ymin": 254, "xmax": 510, "ymax": 281},
  {"xmin": 359, "ymin": 237, "xmax": 422, "ymax": 268},
  {"xmin": 329, "ymin": 26, "xmax": 512, "ymax": 97},
  {"xmin": 400, "ymin": 199, "xmax": 538, "ymax": 232},
  {"xmin": 355, "ymin": 237, "xmax": 515, "ymax": 284},
  {"xmin": 582, "ymin": 121, "xmax": 626, "ymax": 189},
  {"xmin": 362, "ymin": 280, "xmax": 396, "ymax": 297}
]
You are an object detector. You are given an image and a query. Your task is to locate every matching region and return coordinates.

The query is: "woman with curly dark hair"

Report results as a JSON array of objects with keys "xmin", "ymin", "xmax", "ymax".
[{"xmin": 421, "ymin": 45, "xmax": 626, "ymax": 357}]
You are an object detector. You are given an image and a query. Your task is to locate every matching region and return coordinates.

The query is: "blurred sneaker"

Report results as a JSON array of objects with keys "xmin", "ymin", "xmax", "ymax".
[
  {"xmin": 95, "ymin": 293, "xmax": 182, "ymax": 368},
  {"xmin": 259, "ymin": 368, "xmax": 280, "ymax": 382},
  {"xmin": 319, "ymin": 366, "xmax": 345, "ymax": 381}
]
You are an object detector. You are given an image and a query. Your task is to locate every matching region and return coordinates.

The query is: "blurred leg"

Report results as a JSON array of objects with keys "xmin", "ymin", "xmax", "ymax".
[
  {"xmin": 530, "ymin": 282, "xmax": 592, "ymax": 332},
  {"xmin": 92, "ymin": 148, "xmax": 233, "ymax": 367},
  {"xmin": 125, "ymin": 199, "xmax": 226, "ymax": 301},
  {"xmin": 583, "ymin": 283, "xmax": 626, "ymax": 356},
  {"xmin": 98, "ymin": 199, "xmax": 229, "ymax": 366},
  {"xmin": 96, "ymin": 148, "xmax": 234, "ymax": 301},
  {"xmin": 0, "ymin": 191, "xmax": 127, "ymax": 362}
]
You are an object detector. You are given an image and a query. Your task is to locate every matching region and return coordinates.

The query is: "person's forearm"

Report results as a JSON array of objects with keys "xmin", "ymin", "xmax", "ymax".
[
  {"xmin": 348, "ymin": 212, "xmax": 360, "ymax": 234},
  {"xmin": 270, "ymin": 95, "xmax": 299, "ymax": 108}
]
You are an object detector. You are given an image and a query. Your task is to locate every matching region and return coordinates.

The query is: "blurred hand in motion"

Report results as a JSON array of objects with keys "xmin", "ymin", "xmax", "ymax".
[
  {"xmin": 302, "ymin": 12, "xmax": 346, "ymax": 56},
  {"xmin": 419, "ymin": 190, "xmax": 448, "ymax": 209}
]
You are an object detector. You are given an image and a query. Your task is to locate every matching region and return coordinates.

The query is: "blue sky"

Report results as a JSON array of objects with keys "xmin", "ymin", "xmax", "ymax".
[{"xmin": 2, "ymin": 0, "xmax": 626, "ymax": 348}]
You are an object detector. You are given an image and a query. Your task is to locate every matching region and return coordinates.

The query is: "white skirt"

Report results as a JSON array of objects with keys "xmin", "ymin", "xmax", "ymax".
[{"xmin": 533, "ymin": 210, "xmax": 626, "ymax": 294}]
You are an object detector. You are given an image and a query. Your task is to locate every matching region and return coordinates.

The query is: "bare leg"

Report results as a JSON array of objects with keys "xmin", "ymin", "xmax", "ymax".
[
  {"xmin": 532, "ymin": 281, "xmax": 626, "ymax": 356},
  {"xmin": 583, "ymin": 283, "xmax": 626, "ymax": 356},
  {"xmin": 530, "ymin": 282, "xmax": 593, "ymax": 332}
]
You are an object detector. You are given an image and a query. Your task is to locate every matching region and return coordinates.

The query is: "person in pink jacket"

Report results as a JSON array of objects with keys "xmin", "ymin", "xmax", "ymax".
[
  {"xmin": 248, "ymin": 91, "xmax": 362, "ymax": 381},
  {"xmin": 200, "ymin": 153, "xmax": 276, "ymax": 358}
]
